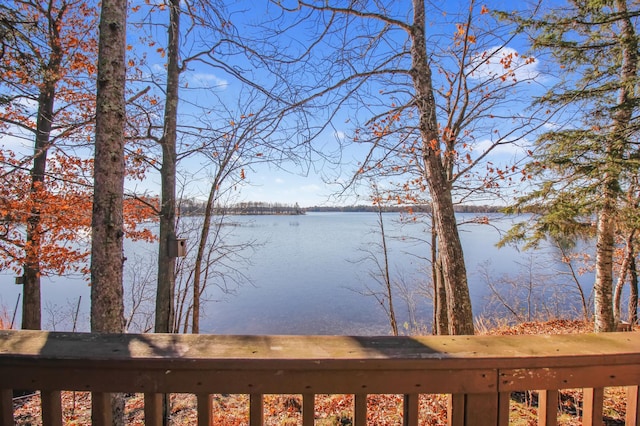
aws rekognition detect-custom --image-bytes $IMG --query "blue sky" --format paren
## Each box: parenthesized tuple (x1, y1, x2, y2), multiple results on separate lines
(152, 0, 546, 208)
(0, 0, 548, 208)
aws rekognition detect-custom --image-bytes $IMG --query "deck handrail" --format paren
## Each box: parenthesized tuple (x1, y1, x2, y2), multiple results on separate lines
(1, 330, 640, 425)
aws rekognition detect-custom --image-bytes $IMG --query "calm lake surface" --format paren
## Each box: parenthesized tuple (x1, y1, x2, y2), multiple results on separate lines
(0, 212, 591, 335)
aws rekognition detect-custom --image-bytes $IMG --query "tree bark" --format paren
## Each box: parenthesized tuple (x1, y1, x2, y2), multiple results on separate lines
(410, 0, 473, 335)
(629, 254, 638, 325)
(91, 0, 127, 422)
(613, 231, 635, 324)
(22, 87, 55, 330)
(155, 0, 180, 334)
(21, 5, 63, 330)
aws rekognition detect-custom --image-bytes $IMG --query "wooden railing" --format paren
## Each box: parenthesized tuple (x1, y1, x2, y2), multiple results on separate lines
(1, 330, 640, 425)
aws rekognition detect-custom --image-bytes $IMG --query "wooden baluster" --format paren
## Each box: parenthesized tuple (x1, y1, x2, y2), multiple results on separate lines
(538, 389, 558, 426)
(302, 393, 315, 426)
(250, 393, 263, 426)
(403, 393, 419, 426)
(582, 387, 603, 425)
(627, 386, 640, 426)
(448, 394, 465, 426)
(196, 393, 212, 426)
(1, 389, 13, 426)
(41, 390, 62, 425)
(465, 393, 502, 426)
(144, 393, 163, 426)
(91, 392, 112, 426)
(354, 394, 367, 426)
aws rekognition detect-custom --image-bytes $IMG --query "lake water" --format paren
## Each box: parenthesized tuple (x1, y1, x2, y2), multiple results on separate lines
(0, 212, 592, 334)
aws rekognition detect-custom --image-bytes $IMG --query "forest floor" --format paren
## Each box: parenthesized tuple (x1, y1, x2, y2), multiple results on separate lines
(8, 319, 634, 425)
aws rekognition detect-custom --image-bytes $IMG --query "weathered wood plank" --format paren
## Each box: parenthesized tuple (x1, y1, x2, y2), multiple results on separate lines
(403, 393, 419, 426)
(250, 393, 263, 426)
(581, 387, 603, 425)
(499, 364, 640, 391)
(354, 394, 367, 426)
(144, 393, 163, 426)
(537, 389, 558, 426)
(1, 389, 13, 426)
(41, 390, 62, 425)
(627, 385, 640, 426)
(0, 364, 497, 394)
(2, 331, 640, 370)
(196, 393, 211, 426)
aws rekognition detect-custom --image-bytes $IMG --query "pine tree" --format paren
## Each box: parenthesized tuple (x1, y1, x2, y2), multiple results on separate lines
(502, 0, 640, 332)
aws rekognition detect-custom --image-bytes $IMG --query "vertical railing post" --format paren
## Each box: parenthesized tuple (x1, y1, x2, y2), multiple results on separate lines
(582, 387, 604, 425)
(448, 393, 465, 426)
(250, 393, 263, 426)
(354, 394, 367, 426)
(538, 389, 558, 426)
(302, 393, 315, 426)
(1, 389, 13, 426)
(627, 386, 640, 426)
(144, 393, 163, 426)
(91, 392, 112, 426)
(403, 393, 419, 426)
(196, 393, 212, 426)
(41, 390, 62, 425)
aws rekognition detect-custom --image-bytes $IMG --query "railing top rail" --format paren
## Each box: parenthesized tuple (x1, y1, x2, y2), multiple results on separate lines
(2, 330, 640, 394)
(1, 330, 640, 369)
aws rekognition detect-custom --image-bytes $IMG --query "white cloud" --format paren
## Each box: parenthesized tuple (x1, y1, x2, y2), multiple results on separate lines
(189, 72, 229, 90)
(334, 130, 346, 141)
(275, 178, 285, 184)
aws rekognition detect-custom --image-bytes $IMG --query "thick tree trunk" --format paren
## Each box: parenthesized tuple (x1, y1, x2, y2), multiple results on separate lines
(91, 0, 127, 422)
(155, 0, 180, 334)
(410, 0, 473, 335)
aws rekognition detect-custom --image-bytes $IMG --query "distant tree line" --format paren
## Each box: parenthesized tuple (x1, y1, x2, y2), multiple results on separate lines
(178, 199, 501, 215)
(306, 204, 501, 213)
(179, 200, 305, 216)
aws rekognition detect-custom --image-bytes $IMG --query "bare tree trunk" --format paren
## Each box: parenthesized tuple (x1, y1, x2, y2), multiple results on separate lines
(155, 0, 180, 335)
(22, 87, 55, 330)
(410, 0, 473, 335)
(21, 7, 63, 329)
(91, 0, 127, 422)
(375, 205, 398, 336)
(191, 179, 218, 334)
(629, 254, 638, 325)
